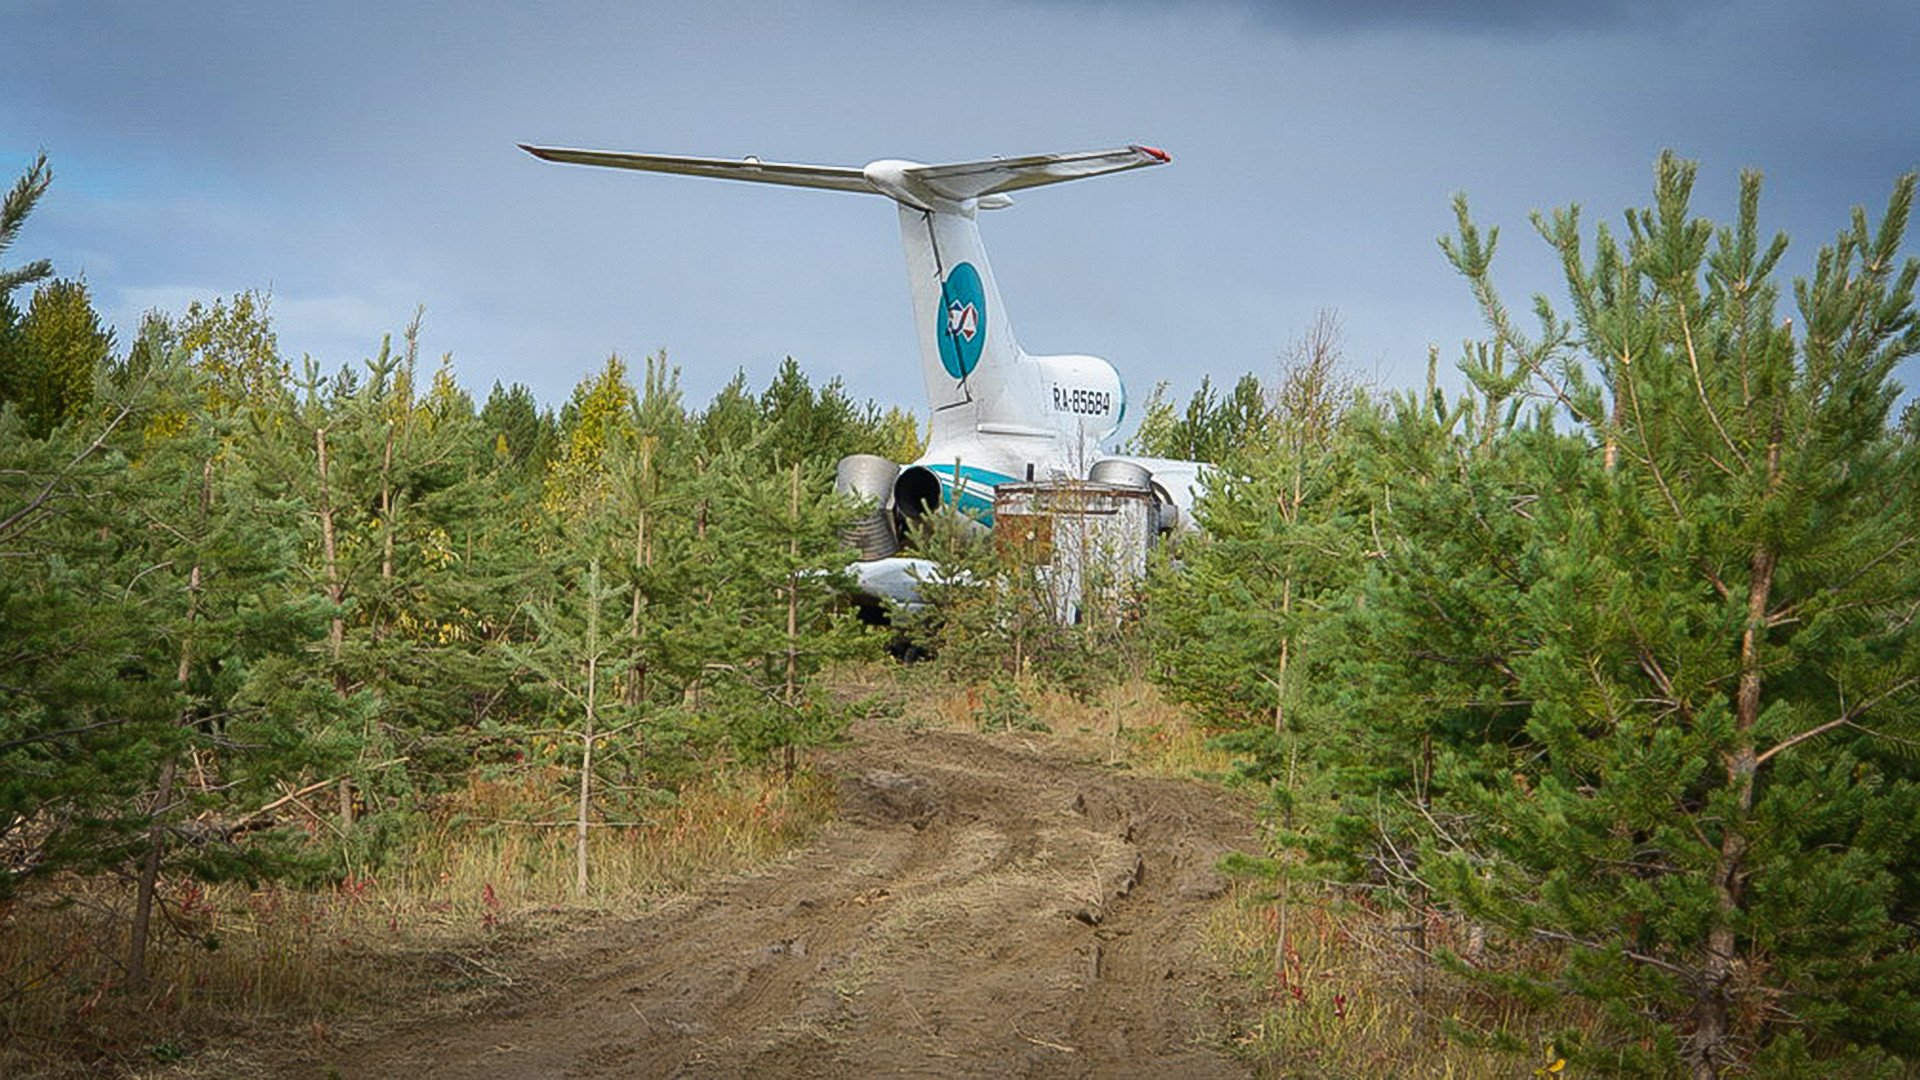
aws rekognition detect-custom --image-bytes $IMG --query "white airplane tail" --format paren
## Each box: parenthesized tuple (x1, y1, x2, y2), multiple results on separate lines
(520, 143, 1167, 482)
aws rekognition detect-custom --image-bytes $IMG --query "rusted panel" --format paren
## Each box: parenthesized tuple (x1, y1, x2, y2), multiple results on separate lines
(995, 512, 1054, 563)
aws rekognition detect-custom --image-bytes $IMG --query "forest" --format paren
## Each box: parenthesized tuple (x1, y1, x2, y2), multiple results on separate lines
(5, 149, 1920, 1078)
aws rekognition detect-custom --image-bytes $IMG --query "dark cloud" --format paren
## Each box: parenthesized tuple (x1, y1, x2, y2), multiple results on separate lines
(1249, 0, 1705, 36)
(1049, 0, 1730, 38)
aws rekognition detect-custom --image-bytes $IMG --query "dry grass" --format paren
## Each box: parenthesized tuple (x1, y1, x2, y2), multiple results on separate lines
(1206, 878, 1608, 1079)
(0, 767, 834, 1079)
(397, 765, 834, 908)
(868, 664, 1243, 781)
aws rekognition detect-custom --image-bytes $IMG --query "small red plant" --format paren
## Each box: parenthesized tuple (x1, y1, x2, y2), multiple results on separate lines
(481, 881, 500, 929)
(338, 873, 373, 905)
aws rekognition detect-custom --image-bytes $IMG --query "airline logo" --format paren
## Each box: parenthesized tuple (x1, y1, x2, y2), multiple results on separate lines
(937, 262, 986, 379)
(948, 298, 978, 343)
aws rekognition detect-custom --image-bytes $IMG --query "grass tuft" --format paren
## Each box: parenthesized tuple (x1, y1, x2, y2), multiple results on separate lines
(874, 667, 1243, 781)
(1206, 879, 1609, 1078)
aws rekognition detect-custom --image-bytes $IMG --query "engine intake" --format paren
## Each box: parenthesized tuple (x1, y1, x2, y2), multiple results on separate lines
(892, 465, 946, 522)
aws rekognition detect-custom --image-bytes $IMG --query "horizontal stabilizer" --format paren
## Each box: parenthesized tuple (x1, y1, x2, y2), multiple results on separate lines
(907, 146, 1169, 201)
(518, 145, 873, 195)
(519, 144, 1169, 207)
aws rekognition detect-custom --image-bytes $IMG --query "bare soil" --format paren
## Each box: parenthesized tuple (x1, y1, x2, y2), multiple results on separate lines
(274, 720, 1262, 1079)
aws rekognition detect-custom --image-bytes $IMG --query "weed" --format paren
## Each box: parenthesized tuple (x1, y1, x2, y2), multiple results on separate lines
(977, 676, 1047, 733)
(1206, 879, 1616, 1078)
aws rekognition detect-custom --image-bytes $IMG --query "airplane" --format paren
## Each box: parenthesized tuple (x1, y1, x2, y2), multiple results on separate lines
(520, 141, 1206, 608)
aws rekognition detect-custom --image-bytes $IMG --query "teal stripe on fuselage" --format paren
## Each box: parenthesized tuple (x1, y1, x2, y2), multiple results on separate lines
(924, 463, 1016, 524)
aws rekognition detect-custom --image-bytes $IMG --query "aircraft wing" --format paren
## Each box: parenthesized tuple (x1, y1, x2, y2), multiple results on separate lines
(907, 146, 1170, 201)
(519, 145, 875, 195)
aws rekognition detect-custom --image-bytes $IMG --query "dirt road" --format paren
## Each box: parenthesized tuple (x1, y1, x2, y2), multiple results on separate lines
(290, 721, 1261, 1079)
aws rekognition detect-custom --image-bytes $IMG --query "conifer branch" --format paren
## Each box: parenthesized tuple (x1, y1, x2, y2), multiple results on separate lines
(1697, 560, 1732, 600)
(1754, 676, 1920, 767)
(0, 718, 133, 753)
(0, 402, 138, 541)
(1677, 301, 1746, 472)
(1529, 928, 1696, 981)
(1767, 532, 1920, 629)
(1619, 372, 1687, 520)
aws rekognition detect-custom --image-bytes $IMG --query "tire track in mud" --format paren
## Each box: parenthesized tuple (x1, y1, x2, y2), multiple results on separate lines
(300, 722, 1261, 1079)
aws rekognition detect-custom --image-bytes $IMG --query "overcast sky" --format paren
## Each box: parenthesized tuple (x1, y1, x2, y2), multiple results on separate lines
(5, 0, 1918, 431)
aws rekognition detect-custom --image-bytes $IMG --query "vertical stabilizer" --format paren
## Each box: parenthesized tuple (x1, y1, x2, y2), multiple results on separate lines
(895, 203, 1025, 445)
(519, 142, 1168, 482)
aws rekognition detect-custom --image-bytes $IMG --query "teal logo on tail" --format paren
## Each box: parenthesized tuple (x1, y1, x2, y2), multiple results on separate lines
(937, 262, 986, 379)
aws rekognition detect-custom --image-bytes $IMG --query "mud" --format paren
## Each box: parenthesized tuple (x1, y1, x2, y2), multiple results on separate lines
(286, 721, 1261, 1079)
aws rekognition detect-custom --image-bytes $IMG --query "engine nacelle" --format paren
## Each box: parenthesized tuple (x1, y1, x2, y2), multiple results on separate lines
(1087, 457, 1152, 490)
(835, 454, 902, 559)
(892, 465, 944, 522)
(891, 464, 992, 539)
(1090, 457, 1179, 534)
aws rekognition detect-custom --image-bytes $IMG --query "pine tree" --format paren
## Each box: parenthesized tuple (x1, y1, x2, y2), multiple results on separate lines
(696, 370, 763, 455)
(533, 355, 884, 780)
(0, 322, 340, 983)
(1127, 371, 1273, 463)
(0, 153, 58, 428)
(232, 315, 520, 831)
(1148, 313, 1364, 739)
(500, 557, 633, 897)
(1329, 155, 1920, 1077)
(0, 375, 176, 901)
(692, 456, 873, 772)
(0, 154, 51, 297)
(536, 355, 712, 784)
(6, 278, 110, 436)
(481, 379, 558, 477)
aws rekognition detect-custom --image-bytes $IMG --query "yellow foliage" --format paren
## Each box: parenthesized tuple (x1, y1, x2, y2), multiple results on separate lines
(177, 290, 288, 416)
(543, 353, 636, 518)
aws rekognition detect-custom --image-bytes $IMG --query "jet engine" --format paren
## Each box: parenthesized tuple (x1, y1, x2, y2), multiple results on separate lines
(890, 465, 946, 523)
(834, 454, 902, 559)
(1090, 458, 1179, 534)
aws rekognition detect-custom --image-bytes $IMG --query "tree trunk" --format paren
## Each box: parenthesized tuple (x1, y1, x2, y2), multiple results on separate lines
(130, 460, 212, 993)
(1690, 544, 1775, 1080)
(784, 464, 800, 780)
(576, 559, 603, 898)
(316, 427, 345, 670)
(1274, 578, 1293, 736)
(315, 426, 355, 831)
(577, 653, 596, 898)
(127, 757, 177, 994)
